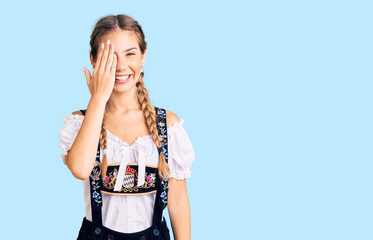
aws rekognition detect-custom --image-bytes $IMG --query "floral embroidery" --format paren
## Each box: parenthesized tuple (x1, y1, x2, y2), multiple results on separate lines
(162, 147, 168, 156)
(90, 160, 101, 180)
(146, 175, 152, 184)
(104, 176, 110, 184)
(157, 109, 166, 117)
(160, 134, 167, 141)
(91, 181, 102, 204)
(93, 191, 99, 200)
(146, 173, 156, 184)
(160, 191, 167, 201)
(90, 160, 102, 205)
(161, 180, 168, 204)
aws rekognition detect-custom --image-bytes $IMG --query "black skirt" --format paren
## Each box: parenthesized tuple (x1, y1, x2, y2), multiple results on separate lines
(77, 217, 171, 240)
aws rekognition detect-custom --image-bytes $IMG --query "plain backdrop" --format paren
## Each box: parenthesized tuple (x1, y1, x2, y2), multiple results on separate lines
(0, 0, 372, 239)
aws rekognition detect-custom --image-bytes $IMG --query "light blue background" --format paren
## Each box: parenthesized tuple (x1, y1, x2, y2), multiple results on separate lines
(1, 0, 371, 239)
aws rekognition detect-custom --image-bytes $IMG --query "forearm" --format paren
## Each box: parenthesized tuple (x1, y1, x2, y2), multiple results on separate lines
(168, 195, 191, 240)
(66, 96, 106, 180)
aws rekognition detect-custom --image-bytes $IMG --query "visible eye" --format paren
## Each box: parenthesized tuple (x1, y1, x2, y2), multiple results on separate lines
(127, 52, 135, 56)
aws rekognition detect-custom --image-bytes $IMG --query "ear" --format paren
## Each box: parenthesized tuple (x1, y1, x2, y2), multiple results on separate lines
(89, 52, 96, 68)
(141, 49, 146, 67)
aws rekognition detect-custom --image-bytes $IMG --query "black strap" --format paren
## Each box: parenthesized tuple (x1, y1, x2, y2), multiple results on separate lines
(80, 109, 87, 115)
(150, 106, 170, 238)
(154, 106, 169, 210)
(80, 109, 104, 240)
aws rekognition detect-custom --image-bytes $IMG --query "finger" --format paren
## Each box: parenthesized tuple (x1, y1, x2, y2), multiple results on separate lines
(82, 67, 91, 86)
(94, 42, 105, 73)
(99, 40, 111, 73)
(105, 43, 114, 73)
(110, 53, 117, 77)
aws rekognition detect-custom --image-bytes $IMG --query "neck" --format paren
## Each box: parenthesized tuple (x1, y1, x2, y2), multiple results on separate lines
(105, 88, 141, 114)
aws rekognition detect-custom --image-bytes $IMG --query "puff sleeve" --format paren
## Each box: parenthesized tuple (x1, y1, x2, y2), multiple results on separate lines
(167, 118, 195, 180)
(58, 113, 84, 165)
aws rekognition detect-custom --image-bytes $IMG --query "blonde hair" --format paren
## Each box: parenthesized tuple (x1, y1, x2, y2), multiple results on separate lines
(90, 14, 170, 180)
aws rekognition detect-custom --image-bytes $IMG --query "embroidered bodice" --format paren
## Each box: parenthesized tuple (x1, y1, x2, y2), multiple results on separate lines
(58, 113, 195, 233)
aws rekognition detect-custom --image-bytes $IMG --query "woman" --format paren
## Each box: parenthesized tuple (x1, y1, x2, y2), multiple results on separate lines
(58, 14, 195, 240)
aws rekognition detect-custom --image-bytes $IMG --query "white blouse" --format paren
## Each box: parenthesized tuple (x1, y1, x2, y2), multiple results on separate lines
(58, 113, 195, 233)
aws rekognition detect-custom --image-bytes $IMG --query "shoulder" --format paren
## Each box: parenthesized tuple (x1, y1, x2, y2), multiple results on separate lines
(71, 110, 83, 116)
(166, 110, 180, 127)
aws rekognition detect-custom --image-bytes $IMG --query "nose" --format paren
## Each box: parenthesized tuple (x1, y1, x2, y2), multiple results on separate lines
(115, 54, 128, 71)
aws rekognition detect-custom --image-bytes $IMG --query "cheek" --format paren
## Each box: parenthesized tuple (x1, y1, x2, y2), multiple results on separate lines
(126, 59, 142, 70)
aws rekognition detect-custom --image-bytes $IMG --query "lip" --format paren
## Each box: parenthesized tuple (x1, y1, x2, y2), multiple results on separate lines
(115, 73, 132, 77)
(115, 74, 132, 84)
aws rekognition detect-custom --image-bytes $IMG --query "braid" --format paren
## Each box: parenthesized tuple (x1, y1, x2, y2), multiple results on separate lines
(99, 112, 108, 178)
(136, 72, 170, 180)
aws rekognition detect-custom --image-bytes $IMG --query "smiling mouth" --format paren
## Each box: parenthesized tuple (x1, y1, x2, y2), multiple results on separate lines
(115, 74, 131, 80)
(115, 74, 132, 83)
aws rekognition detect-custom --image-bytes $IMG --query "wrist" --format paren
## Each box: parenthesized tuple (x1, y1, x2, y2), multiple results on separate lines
(89, 95, 107, 109)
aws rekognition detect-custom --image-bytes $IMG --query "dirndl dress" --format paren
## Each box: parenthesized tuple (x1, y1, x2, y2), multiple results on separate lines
(76, 106, 171, 240)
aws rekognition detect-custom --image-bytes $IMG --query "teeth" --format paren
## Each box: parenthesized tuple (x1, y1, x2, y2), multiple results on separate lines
(115, 75, 130, 80)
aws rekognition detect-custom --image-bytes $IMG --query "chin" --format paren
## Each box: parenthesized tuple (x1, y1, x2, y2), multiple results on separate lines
(113, 80, 137, 93)
(113, 84, 132, 92)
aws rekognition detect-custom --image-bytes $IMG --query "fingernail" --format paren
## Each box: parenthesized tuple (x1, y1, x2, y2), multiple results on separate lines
(81, 67, 84, 72)
(107, 39, 110, 45)
(101, 43, 104, 48)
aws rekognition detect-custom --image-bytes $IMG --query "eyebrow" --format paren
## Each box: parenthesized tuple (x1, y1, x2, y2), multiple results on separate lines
(123, 47, 137, 52)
